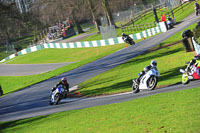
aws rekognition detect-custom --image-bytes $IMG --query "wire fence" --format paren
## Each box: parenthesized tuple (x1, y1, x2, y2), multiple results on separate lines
(101, 0, 183, 27)
(122, 22, 157, 33)
(99, 25, 117, 39)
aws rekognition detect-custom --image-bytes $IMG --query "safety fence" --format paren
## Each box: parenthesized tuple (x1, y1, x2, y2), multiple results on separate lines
(122, 22, 157, 33)
(0, 22, 167, 63)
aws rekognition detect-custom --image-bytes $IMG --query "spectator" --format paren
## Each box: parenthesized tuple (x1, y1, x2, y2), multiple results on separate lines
(59, 23, 62, 30)
(48, 32, 52, 40)
(161, 13, 166, 22)
(62, 29, 67, 39)
(0, 84, 3, 96)
(161, 13, 168, 30)
(195, 1, 200, 16)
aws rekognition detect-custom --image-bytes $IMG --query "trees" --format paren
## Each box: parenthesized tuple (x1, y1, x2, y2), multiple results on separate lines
(101, 0, 117, 27)
(87, 0, 101, 32)
(0, 0, 161, 48)
(0, 1, 24, 46)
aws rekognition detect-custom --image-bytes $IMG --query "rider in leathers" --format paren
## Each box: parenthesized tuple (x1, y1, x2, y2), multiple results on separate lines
(51, 77, 69, 98)
(136, 60, 157, 84)
(122, 33, 134, 44)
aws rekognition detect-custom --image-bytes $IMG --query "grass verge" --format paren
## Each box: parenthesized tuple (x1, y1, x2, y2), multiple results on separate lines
(77, 21, 198, 97)
(78, 43, 194, 96)
(0, 44, 125, 95)
(0, 86, 199, 132)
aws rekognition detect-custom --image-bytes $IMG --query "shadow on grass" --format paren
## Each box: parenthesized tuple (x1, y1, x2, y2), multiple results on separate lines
(81, 80, 132, 96)
(0, 115, 48, 132)
(124, 47, 183, 67)
(159, 65, 185, 82)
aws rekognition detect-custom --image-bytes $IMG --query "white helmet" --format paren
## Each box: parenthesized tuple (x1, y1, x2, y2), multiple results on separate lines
(151, 60, 157, 67)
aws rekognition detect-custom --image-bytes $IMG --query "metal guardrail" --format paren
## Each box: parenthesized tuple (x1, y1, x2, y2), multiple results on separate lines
(122, 22, 157, 33)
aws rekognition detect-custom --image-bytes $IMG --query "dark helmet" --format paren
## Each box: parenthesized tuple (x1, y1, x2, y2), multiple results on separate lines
(151, 60, 157, 67)
(61, 77, 67, 84)
(121, 33, 125, 36)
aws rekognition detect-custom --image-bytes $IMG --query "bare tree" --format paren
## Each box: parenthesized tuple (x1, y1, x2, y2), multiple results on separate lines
(0, 1, 23, 45)
(87, 0, 101, 32)
(101, 0, 117, 27)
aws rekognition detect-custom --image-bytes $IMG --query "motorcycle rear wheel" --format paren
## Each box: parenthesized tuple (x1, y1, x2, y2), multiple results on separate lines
(130, 40, 135, 45)
(147, 76, 158, 90)
(182, 73, 190, 84)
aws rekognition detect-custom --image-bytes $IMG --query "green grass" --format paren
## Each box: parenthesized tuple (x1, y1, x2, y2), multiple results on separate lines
(80, 15, 200, 96)
(0, 44, 125, 95)
(77, 21, 198, 97)
(156, 21, 197, 48)
(78, 43, 194, 96)
(7, 45, 125, 64)
(1, 86, 199, 132)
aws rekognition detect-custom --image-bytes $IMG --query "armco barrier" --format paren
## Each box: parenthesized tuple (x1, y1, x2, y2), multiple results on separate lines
(0, 22, 167, 63)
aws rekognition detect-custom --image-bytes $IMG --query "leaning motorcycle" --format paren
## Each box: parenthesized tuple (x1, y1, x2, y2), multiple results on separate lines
(49, 85, 67, 105)
(132, 67, 160, 93)
(122, 35, 135, 45)
(166, 17, 173, 30)
(179, 62, 198, 84)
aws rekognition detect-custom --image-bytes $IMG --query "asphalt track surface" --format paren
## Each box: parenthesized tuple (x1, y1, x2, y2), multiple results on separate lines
(0, 13, 200, 122)
(0, 62, 76, 76)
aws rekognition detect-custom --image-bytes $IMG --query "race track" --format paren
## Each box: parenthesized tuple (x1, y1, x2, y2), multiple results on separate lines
(0, 13, 200, 122)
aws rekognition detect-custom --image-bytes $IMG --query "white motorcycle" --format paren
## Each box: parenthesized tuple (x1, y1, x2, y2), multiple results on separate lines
(49, 85, 67, 105)
(132, 67, 160, 93)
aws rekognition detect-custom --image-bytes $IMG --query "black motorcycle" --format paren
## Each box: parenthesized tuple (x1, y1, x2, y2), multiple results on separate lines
(122, 33, 135, 45)
(166, 16, 173, 30)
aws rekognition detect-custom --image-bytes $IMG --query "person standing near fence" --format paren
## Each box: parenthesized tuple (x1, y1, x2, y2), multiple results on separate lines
(161, 13, 168, 30)
(195, 1, 200, 16)
(161, 13, 166, 22)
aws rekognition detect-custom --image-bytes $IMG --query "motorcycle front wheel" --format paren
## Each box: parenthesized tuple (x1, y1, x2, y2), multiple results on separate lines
(147, 76, 158, 90)
(132, 81, 140, 93)
(182, 73, 190, 84)
(54, 93, 61, 105)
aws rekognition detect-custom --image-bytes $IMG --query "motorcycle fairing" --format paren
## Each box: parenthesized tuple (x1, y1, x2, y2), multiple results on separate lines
(139, 68, 160, 90)
(193, 66, 200, 79)
(51, 85, 64, 103)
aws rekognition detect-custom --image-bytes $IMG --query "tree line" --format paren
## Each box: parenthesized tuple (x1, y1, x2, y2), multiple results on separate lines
(0, 0, 157, 47)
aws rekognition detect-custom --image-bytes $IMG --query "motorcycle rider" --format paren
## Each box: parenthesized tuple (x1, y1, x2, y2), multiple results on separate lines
(166, 16, 173, 29)
(122, 33, 129, 40)
(187, 54, 200, 79)
(136, 60, 158, 84)
(122, 33, 135, 45)
(51, 77, 69, 98)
